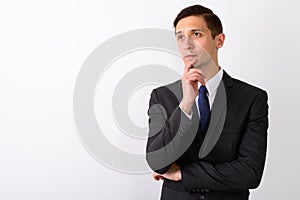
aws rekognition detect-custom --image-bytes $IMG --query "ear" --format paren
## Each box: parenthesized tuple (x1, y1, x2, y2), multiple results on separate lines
(215, 33, 225, 49)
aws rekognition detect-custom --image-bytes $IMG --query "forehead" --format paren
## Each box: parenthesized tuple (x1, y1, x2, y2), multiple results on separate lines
(175, 15, 208, 32)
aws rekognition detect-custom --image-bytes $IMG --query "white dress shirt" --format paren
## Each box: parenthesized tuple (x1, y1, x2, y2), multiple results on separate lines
(179, 69, 223, 119)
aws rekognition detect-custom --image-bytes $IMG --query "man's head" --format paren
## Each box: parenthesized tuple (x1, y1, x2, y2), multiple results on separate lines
(174, 5, 223, 39)
(174, 5, 225, 70)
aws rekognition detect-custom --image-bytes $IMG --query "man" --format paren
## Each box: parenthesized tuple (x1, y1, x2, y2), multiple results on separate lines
(146, 4, 269, 200)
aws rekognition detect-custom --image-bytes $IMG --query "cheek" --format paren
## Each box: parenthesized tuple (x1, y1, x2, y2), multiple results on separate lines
(197, 43, 212, 54)
(177, 43, 185, 55)
(193, 41, 205, 50)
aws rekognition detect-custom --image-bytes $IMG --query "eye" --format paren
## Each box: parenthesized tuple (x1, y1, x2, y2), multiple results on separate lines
(193, 32, 202, 37)
(176, 34, 185, 40)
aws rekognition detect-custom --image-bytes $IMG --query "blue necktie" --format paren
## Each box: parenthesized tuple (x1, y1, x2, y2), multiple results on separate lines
(198, 85, 211, 134)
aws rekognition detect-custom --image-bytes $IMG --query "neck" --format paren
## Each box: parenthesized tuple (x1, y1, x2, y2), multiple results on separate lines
(196, 60, 220, 84)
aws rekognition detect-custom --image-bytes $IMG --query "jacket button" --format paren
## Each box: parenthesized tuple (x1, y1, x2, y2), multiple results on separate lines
(198, 195, 205, 200)
(204, 188, 209, 192)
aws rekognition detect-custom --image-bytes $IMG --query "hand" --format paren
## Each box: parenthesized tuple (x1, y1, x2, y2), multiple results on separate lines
(180, 58, 205, 114)
(152, 163, 182, 181)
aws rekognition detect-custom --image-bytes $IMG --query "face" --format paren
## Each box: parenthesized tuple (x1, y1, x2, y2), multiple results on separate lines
(175, 15, 224, 69)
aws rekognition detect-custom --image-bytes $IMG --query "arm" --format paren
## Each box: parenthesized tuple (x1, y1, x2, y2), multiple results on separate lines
(146, 62, 204, 174)
(181, 90, 269, 191)
(146, 88, 196, 174)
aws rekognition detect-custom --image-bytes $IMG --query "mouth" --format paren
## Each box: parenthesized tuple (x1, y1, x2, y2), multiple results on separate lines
(184, 54, 197, 59)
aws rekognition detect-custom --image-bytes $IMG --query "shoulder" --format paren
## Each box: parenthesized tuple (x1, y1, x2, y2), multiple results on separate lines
(232, 78, 267, 95)
(222, 71, 268, 108)
(224, 71, 267, 96)
(228, 76, 268, 105)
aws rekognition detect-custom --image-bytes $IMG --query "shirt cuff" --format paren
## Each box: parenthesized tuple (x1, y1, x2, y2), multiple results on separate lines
(179, 104, 193, 120)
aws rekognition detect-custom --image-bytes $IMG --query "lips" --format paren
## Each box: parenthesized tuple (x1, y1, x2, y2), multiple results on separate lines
(184, 54, 197, 59)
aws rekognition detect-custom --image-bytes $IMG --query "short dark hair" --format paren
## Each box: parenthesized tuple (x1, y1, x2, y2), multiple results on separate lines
(173, 5, 223, 38)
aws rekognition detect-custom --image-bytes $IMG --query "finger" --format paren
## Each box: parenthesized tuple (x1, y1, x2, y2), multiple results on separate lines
(185, 73, 205, 84)
(185, 68, 205, 78)
(152, 172, 158, 178)
(153, 172, 163, 181)
(184, 74, 203, 83)
(154, 176, 164, 181)
(183, 57, 193, 74)
(185, 73, 202, 79)
(184, 78, 200, 87)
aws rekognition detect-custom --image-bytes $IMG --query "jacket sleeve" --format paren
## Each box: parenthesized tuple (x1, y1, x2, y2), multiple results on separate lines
(146, 88, 199, 174)
(181, 90, 269, 191)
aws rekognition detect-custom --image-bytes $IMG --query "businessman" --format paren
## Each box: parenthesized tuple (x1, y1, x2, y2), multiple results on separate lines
(146, 5, 269, 200)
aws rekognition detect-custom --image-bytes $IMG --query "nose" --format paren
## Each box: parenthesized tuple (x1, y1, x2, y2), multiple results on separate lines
(183, 37, 194, 50)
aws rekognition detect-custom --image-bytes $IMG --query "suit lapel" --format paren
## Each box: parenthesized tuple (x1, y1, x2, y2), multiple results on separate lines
(222, 70, 233, 102)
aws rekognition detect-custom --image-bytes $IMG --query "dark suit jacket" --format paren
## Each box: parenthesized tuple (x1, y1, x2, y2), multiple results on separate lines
(146, 71, 269, 200)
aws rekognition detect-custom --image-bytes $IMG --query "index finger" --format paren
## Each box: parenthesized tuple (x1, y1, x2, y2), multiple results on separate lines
(183, 57, 193, 74)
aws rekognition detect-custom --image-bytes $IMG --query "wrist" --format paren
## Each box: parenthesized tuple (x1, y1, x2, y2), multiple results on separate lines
(179, 101, 193, 115)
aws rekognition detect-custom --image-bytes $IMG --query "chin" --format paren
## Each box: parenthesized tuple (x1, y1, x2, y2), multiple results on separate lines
(193, 62, 204, 69)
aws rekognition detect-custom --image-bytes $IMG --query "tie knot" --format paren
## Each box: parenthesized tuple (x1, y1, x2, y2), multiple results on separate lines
(199, 85, 208, 94)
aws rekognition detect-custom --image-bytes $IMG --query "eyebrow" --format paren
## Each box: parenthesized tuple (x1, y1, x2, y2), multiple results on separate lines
(175, 29, 204, 35)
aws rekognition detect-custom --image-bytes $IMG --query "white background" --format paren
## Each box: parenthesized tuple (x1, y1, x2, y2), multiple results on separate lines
(1, 0, 300, 199)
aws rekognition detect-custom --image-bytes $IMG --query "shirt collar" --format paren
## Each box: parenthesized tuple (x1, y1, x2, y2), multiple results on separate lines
(199, 68, 223, 96)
